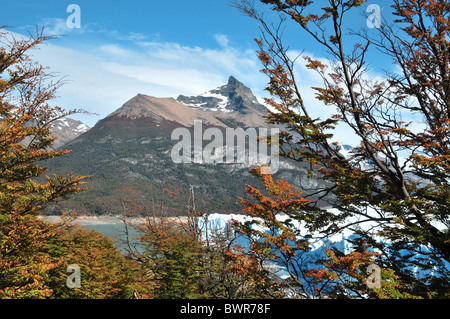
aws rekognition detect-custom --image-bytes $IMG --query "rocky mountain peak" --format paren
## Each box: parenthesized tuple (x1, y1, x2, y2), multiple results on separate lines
(226, 75, 246, 90)
(99, 76, 268, 129)
(50, 117, 90, 148)
(176, 76, 266, 114)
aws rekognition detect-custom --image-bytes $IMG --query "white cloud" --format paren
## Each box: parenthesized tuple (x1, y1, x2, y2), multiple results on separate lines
(108, 31, 147, 41)
(134, 40, 266, 92)
(0, 30, 357, 144)
(214, 33, 230, 48)
(100, 44, 136, 58)
(4, 29, 405, 147)
(40, 18, 71, 36)
(3, 30, 268, 127)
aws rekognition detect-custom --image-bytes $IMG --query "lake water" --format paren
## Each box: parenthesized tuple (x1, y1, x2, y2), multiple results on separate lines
(83, 223, 143, 254)
(83, 217, 291, 278)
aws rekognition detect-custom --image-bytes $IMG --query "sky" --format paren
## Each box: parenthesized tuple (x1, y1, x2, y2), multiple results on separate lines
(1, 0, 397, 145)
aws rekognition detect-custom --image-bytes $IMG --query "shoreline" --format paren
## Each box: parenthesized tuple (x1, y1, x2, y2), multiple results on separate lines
(38, 215, 189, 226)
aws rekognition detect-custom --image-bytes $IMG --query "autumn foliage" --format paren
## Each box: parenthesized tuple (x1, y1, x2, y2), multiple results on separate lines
(232, 0, 450, 298)
(0, 27, 141, 298)
(120, 192, 282, 299)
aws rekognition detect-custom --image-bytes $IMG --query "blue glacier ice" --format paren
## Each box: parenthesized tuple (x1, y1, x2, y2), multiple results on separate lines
(197, 212, 450, 284)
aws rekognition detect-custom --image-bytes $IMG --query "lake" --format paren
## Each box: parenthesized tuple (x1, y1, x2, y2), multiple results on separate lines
(84, 222, 143, 254)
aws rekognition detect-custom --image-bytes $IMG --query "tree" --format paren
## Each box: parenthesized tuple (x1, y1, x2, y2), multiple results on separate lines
(199, 210, 282, 298)
(232, 0, 450, 298)
(0, 27, 113, 298)
(121, 188, 280, 298)
(231, 169, 313, 298)
(232, 168, 417, 298)
(0, 27, 86, 214)
(45, 221, 141, 299)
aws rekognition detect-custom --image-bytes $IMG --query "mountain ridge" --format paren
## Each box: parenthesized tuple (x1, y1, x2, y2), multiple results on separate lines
(177, 76, 267, 114)
(104, 76, 269, 129)
(108, 94, 227, 128)
(50, 117, 90, 148)
(44, 76, 326, 216)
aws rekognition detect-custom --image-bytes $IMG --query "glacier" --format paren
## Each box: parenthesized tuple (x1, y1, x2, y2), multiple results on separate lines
(197, 212, 450, 283)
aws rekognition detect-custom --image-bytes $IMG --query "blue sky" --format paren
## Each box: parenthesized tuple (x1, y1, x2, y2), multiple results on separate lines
(1, 0, 396, 136)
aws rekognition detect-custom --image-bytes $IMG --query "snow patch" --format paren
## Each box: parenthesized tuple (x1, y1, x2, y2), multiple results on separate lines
(75, 123, 89, 133)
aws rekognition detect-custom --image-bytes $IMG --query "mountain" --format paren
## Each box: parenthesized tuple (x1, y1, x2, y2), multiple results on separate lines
(43, 76, 327, 216)
(177, 76, 266, 113)
(176, 76, 268, 128)
(107, 94, 227, 127)
(50, 117, 90, 148)
(17, 117, 89, 149)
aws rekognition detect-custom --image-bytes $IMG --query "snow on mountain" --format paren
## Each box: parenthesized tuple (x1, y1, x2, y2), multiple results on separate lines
(54, 118, 89, 133)
(337, 144, 354, 159)
(50, 117, 90, 148)
(177, 76, 266, 114)
(107, 94, 228, 127)
(179, 90, 231, 112)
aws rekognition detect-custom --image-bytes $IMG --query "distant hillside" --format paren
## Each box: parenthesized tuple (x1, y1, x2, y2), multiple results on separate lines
(50, 117, 90, 149)
(43, 77, 328, 216)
